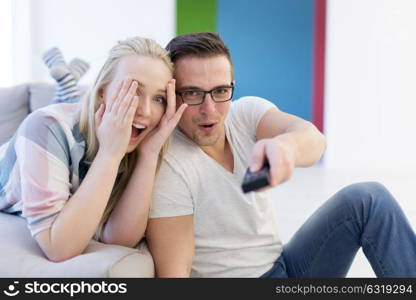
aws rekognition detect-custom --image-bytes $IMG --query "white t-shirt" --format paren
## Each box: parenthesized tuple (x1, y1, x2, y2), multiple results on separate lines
(150, 96, 283, 277)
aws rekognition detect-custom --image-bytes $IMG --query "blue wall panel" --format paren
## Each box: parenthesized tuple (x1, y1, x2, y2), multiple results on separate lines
(217, 0, 314, 121)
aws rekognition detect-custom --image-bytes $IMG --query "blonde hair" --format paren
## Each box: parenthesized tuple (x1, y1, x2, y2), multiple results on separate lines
(79, 36, 173, 240)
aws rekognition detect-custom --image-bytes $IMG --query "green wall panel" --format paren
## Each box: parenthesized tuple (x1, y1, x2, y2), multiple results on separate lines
(177, 0, 217, 35)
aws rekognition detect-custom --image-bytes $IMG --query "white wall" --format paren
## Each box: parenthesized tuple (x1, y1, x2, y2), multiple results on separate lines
(9, 0, 416, 171)
(10, 0, 175, 85)
(324, 0, 416, 170)
(0, 0, 13, 86)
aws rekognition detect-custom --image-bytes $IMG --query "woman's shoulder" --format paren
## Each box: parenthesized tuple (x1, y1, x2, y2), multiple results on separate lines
(26, 102, 81, 125)
(16, 103, 84, 155)
(20, 103, 82, 135)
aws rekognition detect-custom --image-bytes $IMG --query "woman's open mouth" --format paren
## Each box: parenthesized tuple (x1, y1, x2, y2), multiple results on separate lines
(130, 124, 147, 142)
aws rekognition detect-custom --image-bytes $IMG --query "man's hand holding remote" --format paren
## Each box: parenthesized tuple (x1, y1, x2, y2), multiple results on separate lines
(248, 136, 296, 189)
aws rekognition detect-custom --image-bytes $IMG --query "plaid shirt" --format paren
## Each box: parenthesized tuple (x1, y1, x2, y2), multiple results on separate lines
(0, 102, 90, 236)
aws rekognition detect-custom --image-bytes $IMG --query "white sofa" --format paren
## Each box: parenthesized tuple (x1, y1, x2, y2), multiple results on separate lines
(0, 83, 155, 277)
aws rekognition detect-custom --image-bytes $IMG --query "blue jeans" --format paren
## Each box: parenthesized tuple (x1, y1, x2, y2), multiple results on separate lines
(261, 182, 416, 277)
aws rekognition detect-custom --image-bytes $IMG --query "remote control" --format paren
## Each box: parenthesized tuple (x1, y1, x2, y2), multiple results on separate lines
(241, 160, 270, 193)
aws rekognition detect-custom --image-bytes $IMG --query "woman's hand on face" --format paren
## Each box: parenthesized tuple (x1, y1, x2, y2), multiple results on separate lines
(139, 79, 188, 156)
(95, 78, 139, 160)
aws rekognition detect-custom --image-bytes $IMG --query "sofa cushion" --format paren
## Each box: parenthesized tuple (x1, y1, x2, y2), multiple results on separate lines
(29, 83, 57, 112)
(0, 212, 154, 277)
(108, 240, 155, 277)
(0, 84, 30, 145)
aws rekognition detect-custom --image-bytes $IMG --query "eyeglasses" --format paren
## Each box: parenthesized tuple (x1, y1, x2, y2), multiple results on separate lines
(176, 83, 234, 106)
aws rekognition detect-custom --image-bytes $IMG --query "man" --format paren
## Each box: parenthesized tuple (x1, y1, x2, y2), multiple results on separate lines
(146, 33, 416, 277)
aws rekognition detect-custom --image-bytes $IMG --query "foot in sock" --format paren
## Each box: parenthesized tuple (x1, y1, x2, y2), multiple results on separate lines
(42, 47, 80, 101)
(42, 47, 71, 81)
(69, 58, 90, 82)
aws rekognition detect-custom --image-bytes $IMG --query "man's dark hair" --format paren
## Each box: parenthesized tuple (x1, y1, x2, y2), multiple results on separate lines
(166, 32, 233, 65)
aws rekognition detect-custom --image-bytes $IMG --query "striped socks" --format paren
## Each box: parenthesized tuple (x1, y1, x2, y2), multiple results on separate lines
(42, 47, 89, 103)
(68, 58, 90, 82)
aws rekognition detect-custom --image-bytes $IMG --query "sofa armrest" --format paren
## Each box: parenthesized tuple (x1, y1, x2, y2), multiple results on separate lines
(0, 212, 154, 277)
(0, 84, 30, 145)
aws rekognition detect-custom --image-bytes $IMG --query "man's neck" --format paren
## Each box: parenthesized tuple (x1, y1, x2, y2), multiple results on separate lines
(200, 134, 226, 160)
(200, 130, 234, 173)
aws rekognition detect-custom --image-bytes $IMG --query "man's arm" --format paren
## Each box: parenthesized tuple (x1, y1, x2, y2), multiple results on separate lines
(251, 106, 326, 186)
(146, 215, 194, 277)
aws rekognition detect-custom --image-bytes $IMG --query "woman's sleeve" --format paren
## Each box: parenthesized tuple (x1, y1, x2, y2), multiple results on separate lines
(15, 111, 72, 236)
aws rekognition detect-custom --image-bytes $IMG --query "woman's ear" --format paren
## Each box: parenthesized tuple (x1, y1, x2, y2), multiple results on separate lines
(98, 87, 105, 102)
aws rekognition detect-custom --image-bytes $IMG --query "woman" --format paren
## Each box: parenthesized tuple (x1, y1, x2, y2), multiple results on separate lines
(0, 37, 187, 262)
